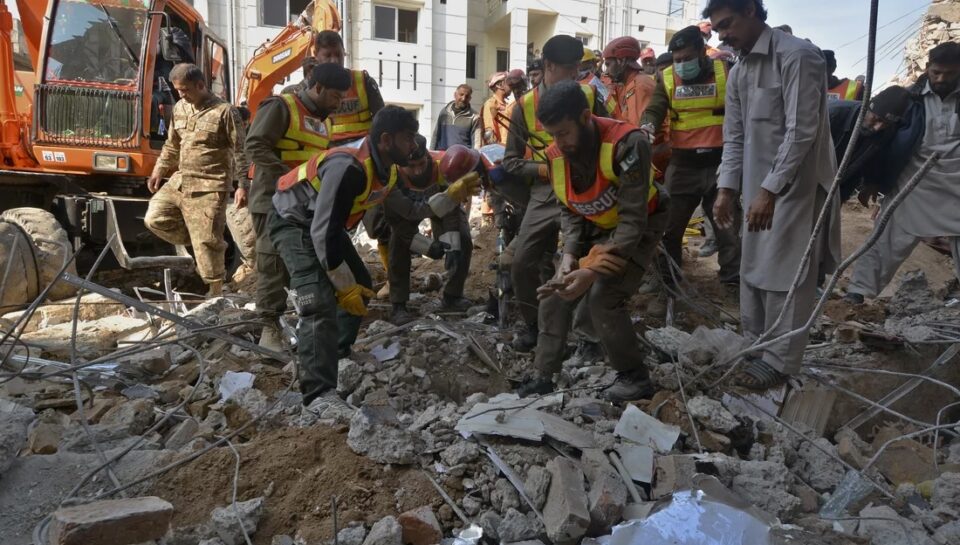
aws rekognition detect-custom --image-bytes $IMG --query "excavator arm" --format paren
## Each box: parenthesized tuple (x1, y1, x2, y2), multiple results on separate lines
(237, 0, 340, 115)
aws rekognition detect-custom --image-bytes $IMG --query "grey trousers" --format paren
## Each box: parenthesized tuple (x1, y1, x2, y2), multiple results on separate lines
(511, 183, 560, 326)
(848, 218, 960, 298)
(740, 268, 818, 375)
(252, 212, 290, 320)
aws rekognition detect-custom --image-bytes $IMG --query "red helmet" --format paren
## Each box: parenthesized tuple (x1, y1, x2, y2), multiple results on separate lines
(440, 145, 481, 181)
(603, 36, 642, 61)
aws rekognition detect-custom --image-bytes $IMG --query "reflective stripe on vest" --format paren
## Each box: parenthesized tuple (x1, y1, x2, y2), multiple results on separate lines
(328, 70, 373, 141)
(663, 59, 726, 149)
(546, 117, 659, 230)
(521, 83, 597, 161)
(580, 74, 618, 116)
(828, 78, 862, 101)
(400, 150, 445, 191)
(277, 93, 332, 168)
(275, 140, 398, 229)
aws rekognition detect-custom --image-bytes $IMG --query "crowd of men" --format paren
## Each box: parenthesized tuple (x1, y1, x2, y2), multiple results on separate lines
(141, 0, 960, 411)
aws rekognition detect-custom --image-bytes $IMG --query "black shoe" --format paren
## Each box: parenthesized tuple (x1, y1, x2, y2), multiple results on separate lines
(513, 323, 538, 352)
(390, 304, 416, 325)
(441, 295, 474, 312)
(843, 292, 865, 305)
(603, 371, 655, 403)
(575, 340, 605, 362)
(516, 376, 554, 397)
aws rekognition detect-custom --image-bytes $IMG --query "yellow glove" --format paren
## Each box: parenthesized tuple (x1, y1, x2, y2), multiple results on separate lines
(445, 172, 482, 202)
(336, 284, 377, 316)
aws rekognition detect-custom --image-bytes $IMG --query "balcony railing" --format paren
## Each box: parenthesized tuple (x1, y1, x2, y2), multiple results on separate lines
(35, 84, 140, 149)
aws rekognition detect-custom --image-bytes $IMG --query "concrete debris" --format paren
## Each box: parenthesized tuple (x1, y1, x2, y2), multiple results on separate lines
(931, 472, 960, 513)
(492, 477, 521, 512)
(887, 270, 940, 317)
(337, 524, 368, 545)
(441, 441, 480, 467)
(48, 496, 173, 545)
(581, 450, 627, 534)
(857, 505, 936, 545)
(362, 515, 403, 545)
(347, 405, 424, 465)
(543, 457, 590, 545)
(164, 418, 200, 451)
(497, 507, 543, 542)
(523, 466, 552, 510)
(795, 438, 845, 492)
(613, 404, 680, 453)
(650, 454, 698, 499)
(398, 506, 442, 545)
(731, 461, 802, 520)
(678, 326, 748, 366)
(614, 443, 654, 484)
(933, 520, 960, 545)
(338, 359, 364, 396)
(0, 399, 35, 472)
(211, 496, 265, 545)
(871, 435, 938, 485)
(218, 371, 255, 401)
(99, 398, 156, 435)
(27, 421, 62, 454)
(687, 395, 739, 433)
(20, 315, 151, 356)
(644, 326, 691, 358)
(479, 510, 501, 541)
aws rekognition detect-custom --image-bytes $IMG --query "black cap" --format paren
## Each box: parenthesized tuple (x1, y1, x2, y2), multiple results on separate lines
(528, 58, 544, 72)
(669, 25, 705, 52)
(543, 35, 585, 65)
(869, 86, 911, 124)
(308, 62, 353, 91)
(656, 52, 674, 67)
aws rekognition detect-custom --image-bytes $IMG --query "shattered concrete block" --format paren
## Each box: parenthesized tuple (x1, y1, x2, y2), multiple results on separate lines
(687, 396, 739, 433)
(932, 472, 960, 513)
(492, 478, 521, 513)
(211, 497, 264, 545)
(338, 359, 363, 396)
(347, 406, 424, 465)
(933, 520, 960, 545)
(164, 419, 199, 451)
(857, 505, 936, 545)
(586, 466, 627, 534)
(873, 438, 938, 485)
(337, 525, 368, 545)
(524, 466, 552, 510)
(440, 440, 480, 466)
(100, 398, 155, 435)
(731, 461, 801, 520)
(2, 292, 125, 334)
(47, 496, 173, 545)
(362, 515, 403, 545)
(28, 422, 62, 454)
(644, 327, 691, 358)
(479, 511, 501, 541)
(398, 506, 442, 545)
(497, 508, 543, 543)
(543, 457, 590, 545)
(462, 496, 482, 517)
(650, 455, 698, 499)
(21, 315, 150, 356)
(795, 438, 845, 492)
(0, 399, 34, 473)
(834, 427, 871, 469)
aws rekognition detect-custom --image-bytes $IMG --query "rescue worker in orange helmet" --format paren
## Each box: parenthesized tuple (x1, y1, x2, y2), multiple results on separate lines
(824, 50, 864, 101)
(640, 25, 741, 287)
(244, 63, 354, 352)
(603, 36, 656, 126)
(519, 81, 668, 402)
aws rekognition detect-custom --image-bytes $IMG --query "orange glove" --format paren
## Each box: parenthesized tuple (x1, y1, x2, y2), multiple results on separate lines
(578, 244, 627, 276)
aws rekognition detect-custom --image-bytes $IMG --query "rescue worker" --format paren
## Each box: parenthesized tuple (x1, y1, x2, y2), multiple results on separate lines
(268, 107, 462, 408)
(521, 81, 666, 401)
(580, 46, 618, 116)
(245, 63, 354, 351)
(506, 69, 528, 103)
(641, 48, 658, 75)
(603, 36, 656, 126)
(580, 48, 602, 80)
(824, 50, 864, 101)
(481, 72, 510, 145)
(383, 136, 478, 324)
(145, 63, 249, 297)
(503, 34, 613, 352)
(528, 59, 545, 89)
(706, 0, 840, 390)
(640, 25, 741, 287)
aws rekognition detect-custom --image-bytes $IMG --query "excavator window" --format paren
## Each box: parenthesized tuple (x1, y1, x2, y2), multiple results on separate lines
(204, 37, 230, 102)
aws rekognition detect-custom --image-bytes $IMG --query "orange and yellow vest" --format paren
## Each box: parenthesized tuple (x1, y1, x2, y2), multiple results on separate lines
(828, 78, 863, 102)
(663, 59, 727, 150)
(276, 93, 332, 168)
(520, 83, 598, 161)
(328, 70, 374, 143)
(579, 74, 619, 118)
(545, 117, 659, 230)
(399, 150, 446, 192)
(276, 141, 398, 229)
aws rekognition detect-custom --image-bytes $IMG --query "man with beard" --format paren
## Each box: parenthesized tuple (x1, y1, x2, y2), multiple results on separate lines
(527, 59, 545, 89)
(432, 84, 482, 150)
(382, 136, 479, 324)
(268, 107, 423, 409)
(521, 81, 667, 401)
(706, 0, 840, 390)
(603, 36, 656, 126)
(846, 42, 960, 304)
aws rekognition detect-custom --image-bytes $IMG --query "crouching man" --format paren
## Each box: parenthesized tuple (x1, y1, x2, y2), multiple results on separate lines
(522, 81, 668, 402)
(268, 106, 419, 407)
(383, 136, 481, 323)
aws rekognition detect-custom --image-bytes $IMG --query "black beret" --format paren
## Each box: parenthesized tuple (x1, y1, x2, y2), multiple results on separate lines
(543, 35, 585, 65)
(309, 62, 352, 91)
(869, 86, 911, 124)
(669, 25, 705, 52)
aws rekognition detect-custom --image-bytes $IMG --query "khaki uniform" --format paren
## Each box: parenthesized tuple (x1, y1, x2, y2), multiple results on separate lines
(145, 96, 249, 284)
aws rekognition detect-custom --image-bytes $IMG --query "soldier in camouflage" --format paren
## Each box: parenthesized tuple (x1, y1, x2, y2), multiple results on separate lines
(145, 63, 250, 296)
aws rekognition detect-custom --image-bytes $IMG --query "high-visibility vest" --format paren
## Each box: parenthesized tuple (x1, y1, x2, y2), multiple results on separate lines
(399, 150, 446, 192)
(276, 140, 398, 229)
(614, 71, 656, 126)
(546, 117, 659, 230)
(327, 70, 373, 143)
(579, 74, 618, 117)
(521, 83, 598, 161)
(276, 93, 332, 168)
(828, 78, 863, 102)
(663, 59, 727, 150)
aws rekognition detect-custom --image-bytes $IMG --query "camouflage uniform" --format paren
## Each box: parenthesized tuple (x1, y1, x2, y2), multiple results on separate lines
(145, 95, 249, 284)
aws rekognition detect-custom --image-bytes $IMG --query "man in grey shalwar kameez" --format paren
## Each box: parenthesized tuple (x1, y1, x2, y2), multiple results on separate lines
(705, 0, 841, 389)
(847, 42, 960, 302)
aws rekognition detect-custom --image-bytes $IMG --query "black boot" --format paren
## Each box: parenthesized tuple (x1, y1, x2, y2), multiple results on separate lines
(603, 370, 655, 403)
(512, 322, 538, 352)
(390, 303, 416, 325)
(516, 375, 554, 397)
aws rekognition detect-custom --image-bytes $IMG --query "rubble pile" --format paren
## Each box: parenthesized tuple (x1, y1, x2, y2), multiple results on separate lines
(900, 0, 960, 84)
(2, 266, 960, 545)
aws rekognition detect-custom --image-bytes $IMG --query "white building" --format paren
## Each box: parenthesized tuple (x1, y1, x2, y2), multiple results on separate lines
(193, 0, 700, 137)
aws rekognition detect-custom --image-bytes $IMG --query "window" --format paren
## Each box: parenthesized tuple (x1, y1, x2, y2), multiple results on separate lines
(496, 49, 509, 72)
(261, 0, 312, 27)
(466, 45, 477, 80)
(576, 34, 590, 46)
(374, 4, 419, 43)
(205, 37, 230, 101)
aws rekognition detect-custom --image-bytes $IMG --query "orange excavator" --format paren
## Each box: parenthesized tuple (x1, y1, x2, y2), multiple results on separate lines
(0, 0, 235, 309)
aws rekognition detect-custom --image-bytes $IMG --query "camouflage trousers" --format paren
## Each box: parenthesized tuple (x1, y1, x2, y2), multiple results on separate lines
(144, 179, 228, 284)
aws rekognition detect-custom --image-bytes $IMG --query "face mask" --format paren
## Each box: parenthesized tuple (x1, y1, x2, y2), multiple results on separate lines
(674, 59, 701, 81)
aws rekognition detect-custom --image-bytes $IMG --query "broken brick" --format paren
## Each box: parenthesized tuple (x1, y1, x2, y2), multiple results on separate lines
(47, 496, 173, 545)
(397, 506, 442, 545)
(543, 457, 590, 545)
